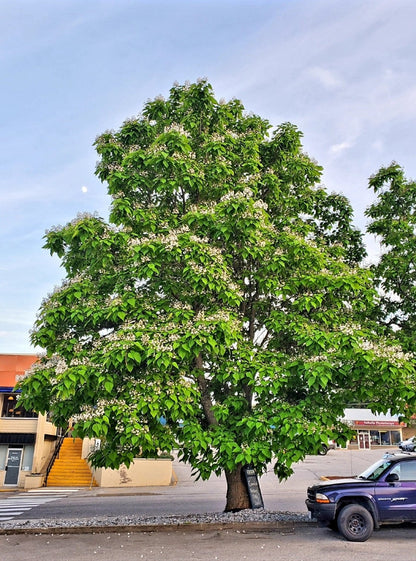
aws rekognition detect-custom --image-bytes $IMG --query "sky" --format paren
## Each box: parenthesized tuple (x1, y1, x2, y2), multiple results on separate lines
(1, 0, 416, 353)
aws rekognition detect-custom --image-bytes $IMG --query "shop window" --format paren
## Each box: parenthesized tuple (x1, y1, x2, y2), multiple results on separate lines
(391, 431, 401, 444)
(0, 445, 7, 470)
(370, 430, 380, 445)
(368, 429, 402, 446)
(1, 394, 38, 418)
(21, 445, 34, 471)
(380, 431, 391, 445)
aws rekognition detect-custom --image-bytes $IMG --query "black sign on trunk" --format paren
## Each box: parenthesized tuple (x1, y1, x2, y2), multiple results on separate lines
(242, 464, 264, 509)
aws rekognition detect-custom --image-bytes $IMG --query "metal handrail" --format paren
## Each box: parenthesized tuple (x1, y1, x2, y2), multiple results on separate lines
(43, 429, 69, 486)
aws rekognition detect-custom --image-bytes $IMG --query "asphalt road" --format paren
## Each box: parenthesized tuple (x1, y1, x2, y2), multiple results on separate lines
(0, 448, 389, 521)
(0, 448, 392, 521)
(1, 449, 415, 560)
(2, 524, 416, 561)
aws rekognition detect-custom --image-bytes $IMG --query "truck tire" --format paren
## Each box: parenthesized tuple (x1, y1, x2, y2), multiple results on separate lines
(337, 504, 374, 542)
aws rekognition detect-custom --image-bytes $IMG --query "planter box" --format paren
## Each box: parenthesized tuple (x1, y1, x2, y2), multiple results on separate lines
(92, 458, 173, 487)
(24, 474, 45, 489)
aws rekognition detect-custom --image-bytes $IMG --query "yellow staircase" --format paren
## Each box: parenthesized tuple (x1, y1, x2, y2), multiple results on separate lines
(46, 437, 97, 487)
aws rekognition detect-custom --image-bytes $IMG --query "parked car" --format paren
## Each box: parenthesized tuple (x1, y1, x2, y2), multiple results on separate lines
(317, 440, 336, 455)
(398, 435, 416, 451)
(306, 452, 416, 541)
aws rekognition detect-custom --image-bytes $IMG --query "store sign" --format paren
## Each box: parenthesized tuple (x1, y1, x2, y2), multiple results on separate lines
(355, 420, 402, 427)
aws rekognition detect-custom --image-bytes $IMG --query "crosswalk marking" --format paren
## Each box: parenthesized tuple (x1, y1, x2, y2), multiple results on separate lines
(0, 488, 79, 522)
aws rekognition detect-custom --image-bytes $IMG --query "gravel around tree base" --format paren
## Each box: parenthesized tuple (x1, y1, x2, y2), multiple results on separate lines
(0, 509, 312, 532)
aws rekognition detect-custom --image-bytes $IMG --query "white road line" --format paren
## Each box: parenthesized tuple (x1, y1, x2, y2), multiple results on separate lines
(0, 511, 25, 515)
(2, 501, 39, 505)
(0, 506, 32, 509)
(28, 488, 79, 493)
(0, 488, 79, 522)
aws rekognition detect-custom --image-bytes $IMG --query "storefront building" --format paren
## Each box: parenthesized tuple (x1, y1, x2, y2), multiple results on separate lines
(0, 354, 58, 487)
(343, 408, 404, 449)
(0, 354, 173, 488)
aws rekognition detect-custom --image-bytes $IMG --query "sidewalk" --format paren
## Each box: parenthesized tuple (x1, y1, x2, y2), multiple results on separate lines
(78, 447, 386, 512)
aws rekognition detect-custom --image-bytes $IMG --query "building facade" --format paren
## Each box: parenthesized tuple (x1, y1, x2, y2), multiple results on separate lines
(342, 408, 406, 449)
(0, 354, 173, 488)
(0, 354, 58, 487)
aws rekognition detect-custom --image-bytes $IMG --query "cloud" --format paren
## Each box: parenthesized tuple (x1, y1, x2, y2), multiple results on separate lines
(308, 67, 343, 89)
(330, 141, 354, 155)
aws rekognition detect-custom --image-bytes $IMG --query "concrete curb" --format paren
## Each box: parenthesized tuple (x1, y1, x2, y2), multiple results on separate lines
(0, 519, 316, 536)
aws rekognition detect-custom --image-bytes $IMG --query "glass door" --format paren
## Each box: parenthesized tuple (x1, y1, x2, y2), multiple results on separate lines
(4, 448, 22, 485)
(358, 430, 370, 449)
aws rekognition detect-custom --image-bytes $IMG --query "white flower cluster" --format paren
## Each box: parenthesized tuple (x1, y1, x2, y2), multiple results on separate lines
(21, 354, 62, 380)
(136, 310, 241, 356)
(170, 151, 192, 161)
(339, 323, 362, 335)
(241, 173, 262, 184)
(105, 295, 123, 306)
(141, 332, 175, 353)
(69, 356, 93, 367)
(145, 225, 190, 250)
(319, 267, 360, 279)
(255, 238, 268, 248)
(291, 232, 318, 249)
(135, 254, 152, 266)
(195, 310, 234, 324)
(106, 163, 123, 172)
(163, 123, 189, 136)
(55, 359, 68, 375)
(127, 144, 142, 154)
(307, 355, 328, 363)
(146, 144, 166, 156)
(220, 187, 254, 203)
(45, 212, 101, 235)
(72, 398, 124, 424)
(188, 262, 206, 276)
(185, 259, 241, 296)
(210, 133, 225, 142)
(253, 199, 268, 211)
(172, 301, 192, 311)
(188, 202, 216, 215)
(128, 379, 195, 407)
(189, 234, 209, 244)
(359, 340, 414, 366)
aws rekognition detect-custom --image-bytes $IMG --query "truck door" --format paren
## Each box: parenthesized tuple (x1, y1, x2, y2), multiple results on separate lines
(375, 459, 416, 521)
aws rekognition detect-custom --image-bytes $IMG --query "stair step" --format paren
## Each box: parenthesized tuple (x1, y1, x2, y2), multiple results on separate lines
(46, 437, 97, 487)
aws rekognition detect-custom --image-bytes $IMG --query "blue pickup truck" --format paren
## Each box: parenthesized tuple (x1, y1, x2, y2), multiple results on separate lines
(306, 452, 416, 541)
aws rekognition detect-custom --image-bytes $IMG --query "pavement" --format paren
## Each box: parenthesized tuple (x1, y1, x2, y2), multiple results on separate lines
(0, 448, 392, 534)
(81, 447, 387, 505)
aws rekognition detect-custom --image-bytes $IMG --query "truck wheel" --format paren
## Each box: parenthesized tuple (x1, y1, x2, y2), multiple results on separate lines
(337, 504, 374, 542)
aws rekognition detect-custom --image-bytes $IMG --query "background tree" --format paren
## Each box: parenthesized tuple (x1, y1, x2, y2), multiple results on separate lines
(366, 163, 416, 352)
(18, 81, 416, 511)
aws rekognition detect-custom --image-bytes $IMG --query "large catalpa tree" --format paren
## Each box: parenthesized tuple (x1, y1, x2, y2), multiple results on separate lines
(18, 81, 416, 511)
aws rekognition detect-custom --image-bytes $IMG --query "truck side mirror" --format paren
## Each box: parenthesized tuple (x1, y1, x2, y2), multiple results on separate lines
(386, 473, 399, 483)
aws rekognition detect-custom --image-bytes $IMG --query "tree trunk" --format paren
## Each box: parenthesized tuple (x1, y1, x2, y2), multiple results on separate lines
(224, 465, 251, 512)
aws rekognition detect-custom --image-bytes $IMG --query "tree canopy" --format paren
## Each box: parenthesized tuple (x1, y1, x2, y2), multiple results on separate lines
(18, 80, 416, 511)
(366, 163, 416, 353)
